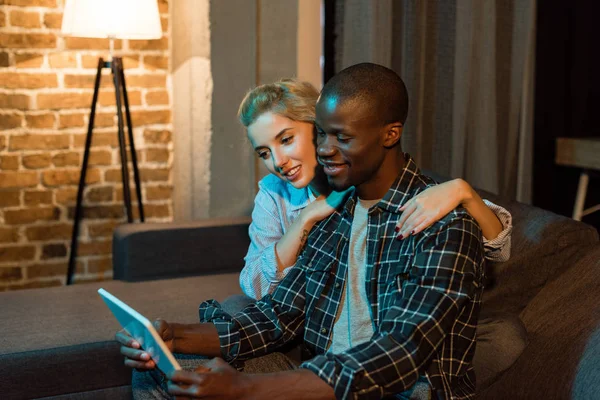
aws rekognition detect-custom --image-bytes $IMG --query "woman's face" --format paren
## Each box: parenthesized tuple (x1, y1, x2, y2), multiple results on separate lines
(247, 111, 318, 189)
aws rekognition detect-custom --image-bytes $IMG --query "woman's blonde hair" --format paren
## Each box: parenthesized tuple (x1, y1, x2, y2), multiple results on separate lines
(237, 79, 320, 128)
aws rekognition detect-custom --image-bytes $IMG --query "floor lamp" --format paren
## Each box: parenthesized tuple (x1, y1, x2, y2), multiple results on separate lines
(61, 0, 162, 285)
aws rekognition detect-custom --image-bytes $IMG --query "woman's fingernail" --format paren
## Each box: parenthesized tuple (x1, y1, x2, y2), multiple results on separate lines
(411, 230, 415, 235)
(397, 234, 404, 240)
(394, 226, 400, 232)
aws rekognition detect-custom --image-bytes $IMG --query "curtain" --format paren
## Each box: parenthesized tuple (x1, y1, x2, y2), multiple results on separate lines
(334, 0, 536, 203)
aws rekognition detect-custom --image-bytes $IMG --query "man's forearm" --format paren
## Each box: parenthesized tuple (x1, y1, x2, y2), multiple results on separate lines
(171, 322, 222, 357)
(250, 369, 335, 400)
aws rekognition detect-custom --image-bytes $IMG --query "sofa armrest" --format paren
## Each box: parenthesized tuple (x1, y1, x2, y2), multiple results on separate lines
(112, 217, 251, 282)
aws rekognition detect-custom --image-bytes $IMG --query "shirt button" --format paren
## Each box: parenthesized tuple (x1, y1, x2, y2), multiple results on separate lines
(321, 328, 328, 334)
(308, 262, 313, 267)
(335, 282, 341, 288)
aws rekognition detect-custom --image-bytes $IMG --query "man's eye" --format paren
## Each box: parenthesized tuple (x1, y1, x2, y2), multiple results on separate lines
(316, 130, 325, 137)
(337, 135, 350, 143)
(281, 135, 294, 145)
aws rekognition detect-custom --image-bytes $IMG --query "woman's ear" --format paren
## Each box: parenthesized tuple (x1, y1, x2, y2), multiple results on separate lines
(383, 123, 403, 148)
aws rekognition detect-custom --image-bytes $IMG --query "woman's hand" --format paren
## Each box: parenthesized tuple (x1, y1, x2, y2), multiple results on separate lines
(115, 318, 175, 370)
(302, 189, 351, 224)
(396, 179, 468, 239)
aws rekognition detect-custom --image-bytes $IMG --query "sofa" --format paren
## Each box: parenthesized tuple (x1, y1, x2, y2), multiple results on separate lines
(1, 182, 599, 399)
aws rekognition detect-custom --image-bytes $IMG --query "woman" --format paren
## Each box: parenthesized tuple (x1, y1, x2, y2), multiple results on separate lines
(237, 79, 512, 300)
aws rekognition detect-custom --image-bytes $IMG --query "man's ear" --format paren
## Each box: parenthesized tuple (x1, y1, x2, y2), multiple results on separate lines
(383, 123, 403, 148)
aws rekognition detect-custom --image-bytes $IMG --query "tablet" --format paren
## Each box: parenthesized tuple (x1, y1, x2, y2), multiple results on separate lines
(98, 288, 181, 375)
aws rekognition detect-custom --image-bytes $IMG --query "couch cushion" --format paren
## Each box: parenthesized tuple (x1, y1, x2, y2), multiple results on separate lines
(0, 273, 242, 399)
(480, 245, 600, 399)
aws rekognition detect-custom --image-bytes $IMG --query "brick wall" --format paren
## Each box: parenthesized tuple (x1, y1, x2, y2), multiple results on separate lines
(0, 0, 173, 290)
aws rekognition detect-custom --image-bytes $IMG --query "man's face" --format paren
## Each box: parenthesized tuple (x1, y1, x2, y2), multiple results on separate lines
(314, 95, 387, 195)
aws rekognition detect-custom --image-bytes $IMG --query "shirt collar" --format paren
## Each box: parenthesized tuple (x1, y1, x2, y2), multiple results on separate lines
(341, 153, 424, 217)
(289, 184, 314, 211)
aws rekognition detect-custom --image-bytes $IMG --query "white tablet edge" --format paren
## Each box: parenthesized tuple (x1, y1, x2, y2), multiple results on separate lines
(98, 288, 181, 373)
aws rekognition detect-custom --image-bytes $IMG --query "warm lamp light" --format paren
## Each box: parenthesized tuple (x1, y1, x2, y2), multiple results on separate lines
(63, 0, 161, 285)
(61, 0, 162, 40)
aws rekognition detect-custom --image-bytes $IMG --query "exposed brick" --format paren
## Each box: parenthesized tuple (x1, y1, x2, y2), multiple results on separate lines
(0, 33, 56, 49)
(131, 110, 170, 125)
(67, 205, 124, 219)
(0, 113, 23, 129)
(0, 135, 4, 150)
(38, 92, 92, 109)
(43, 12, 62, 29)
(0, 267, 22, 281)
(144, 55, 168, 71)
(145, 91, 169, 105)
(158, 0, 168, 13)
(48, 53, 77, 68)
(0, 155, 19, 170)
(94, 113, 115, 128)
(0, 11, 5, 28)
(73, 132, 119, 148)
(87, 257, 112, 273)
(10, 10, 41, 28)
(26, 262, 82, 279)
(0, 227, 19, 243)
(0, 171, 38, 189)
(98, 90, 142, 107)
(41, 243, 67, 259)
(24, 190, 52, 206)
(59, 113, 85, 129)
(14, 53, 44, 68)
(87, 221, 120, 238)
(126, 74, 166, 89)
(42, 168, 100, 186)
(80, 55, 108, 69)
(0, 190, 20, 207)
(4, 207, 60, 224)
(55, 187, 76, 205)
(143, 129, 171, 144)
(140, 168, 170, 182)
(0, 51, 9, 67)
(0, 245, 35, 262)
(146, 148, 169, 163)
(25, 223, 71, 241)
(64, 73, 113, 89)
(52, 151, 80, 167)
(143, 204, 170, 218)
(146, 185, 172, 200)
(64, 37, 122, 50)
(26, 113, 55, 128)
(115, 187, 140, 203)
(77, 240, 111, 256)
(122, 56, 140, 69)
(0, 93, 29, 110)
(161, 17, 168, 33)
(0, 72, 57, 89)
(10, 134, 69, 150)
(2, 0, 57, 6)
(85, 186, 113, 202)
(89, 150, 112, 165)
(128, 37, 169, 51)
(104, 168, 121, 182)
(23, 153, 51, 169)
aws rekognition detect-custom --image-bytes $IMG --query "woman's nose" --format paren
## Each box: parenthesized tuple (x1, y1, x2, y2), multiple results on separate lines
(272, 150, 289, 170)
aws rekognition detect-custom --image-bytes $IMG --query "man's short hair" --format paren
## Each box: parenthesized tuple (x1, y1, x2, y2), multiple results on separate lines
(321, 63, 409, 125)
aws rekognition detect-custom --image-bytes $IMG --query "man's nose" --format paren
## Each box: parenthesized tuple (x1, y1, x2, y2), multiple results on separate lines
(317, 135, 335, 158)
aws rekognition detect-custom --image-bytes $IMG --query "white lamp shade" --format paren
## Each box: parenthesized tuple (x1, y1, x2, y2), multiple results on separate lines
(61, 0, 162, 40)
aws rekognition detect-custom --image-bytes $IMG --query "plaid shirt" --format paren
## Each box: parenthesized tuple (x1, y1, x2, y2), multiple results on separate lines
(200, 155, 485, 399)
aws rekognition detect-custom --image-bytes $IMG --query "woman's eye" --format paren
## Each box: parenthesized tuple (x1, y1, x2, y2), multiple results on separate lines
(281, 135, 294, 145)
(258, 151, 270, 159)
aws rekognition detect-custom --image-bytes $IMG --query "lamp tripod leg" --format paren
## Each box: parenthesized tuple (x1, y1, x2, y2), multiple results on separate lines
(66, 57, 104, 285)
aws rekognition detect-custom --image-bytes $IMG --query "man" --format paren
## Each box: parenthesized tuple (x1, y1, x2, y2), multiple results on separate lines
(119, 63, 485, 399)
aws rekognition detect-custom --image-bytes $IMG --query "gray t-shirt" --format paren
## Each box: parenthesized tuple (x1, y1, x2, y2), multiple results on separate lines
(328, 198, 380, 354)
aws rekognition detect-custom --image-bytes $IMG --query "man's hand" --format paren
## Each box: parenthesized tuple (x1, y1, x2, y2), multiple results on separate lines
(167, 358, 252, 399)
(115, 318, 175, 370)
